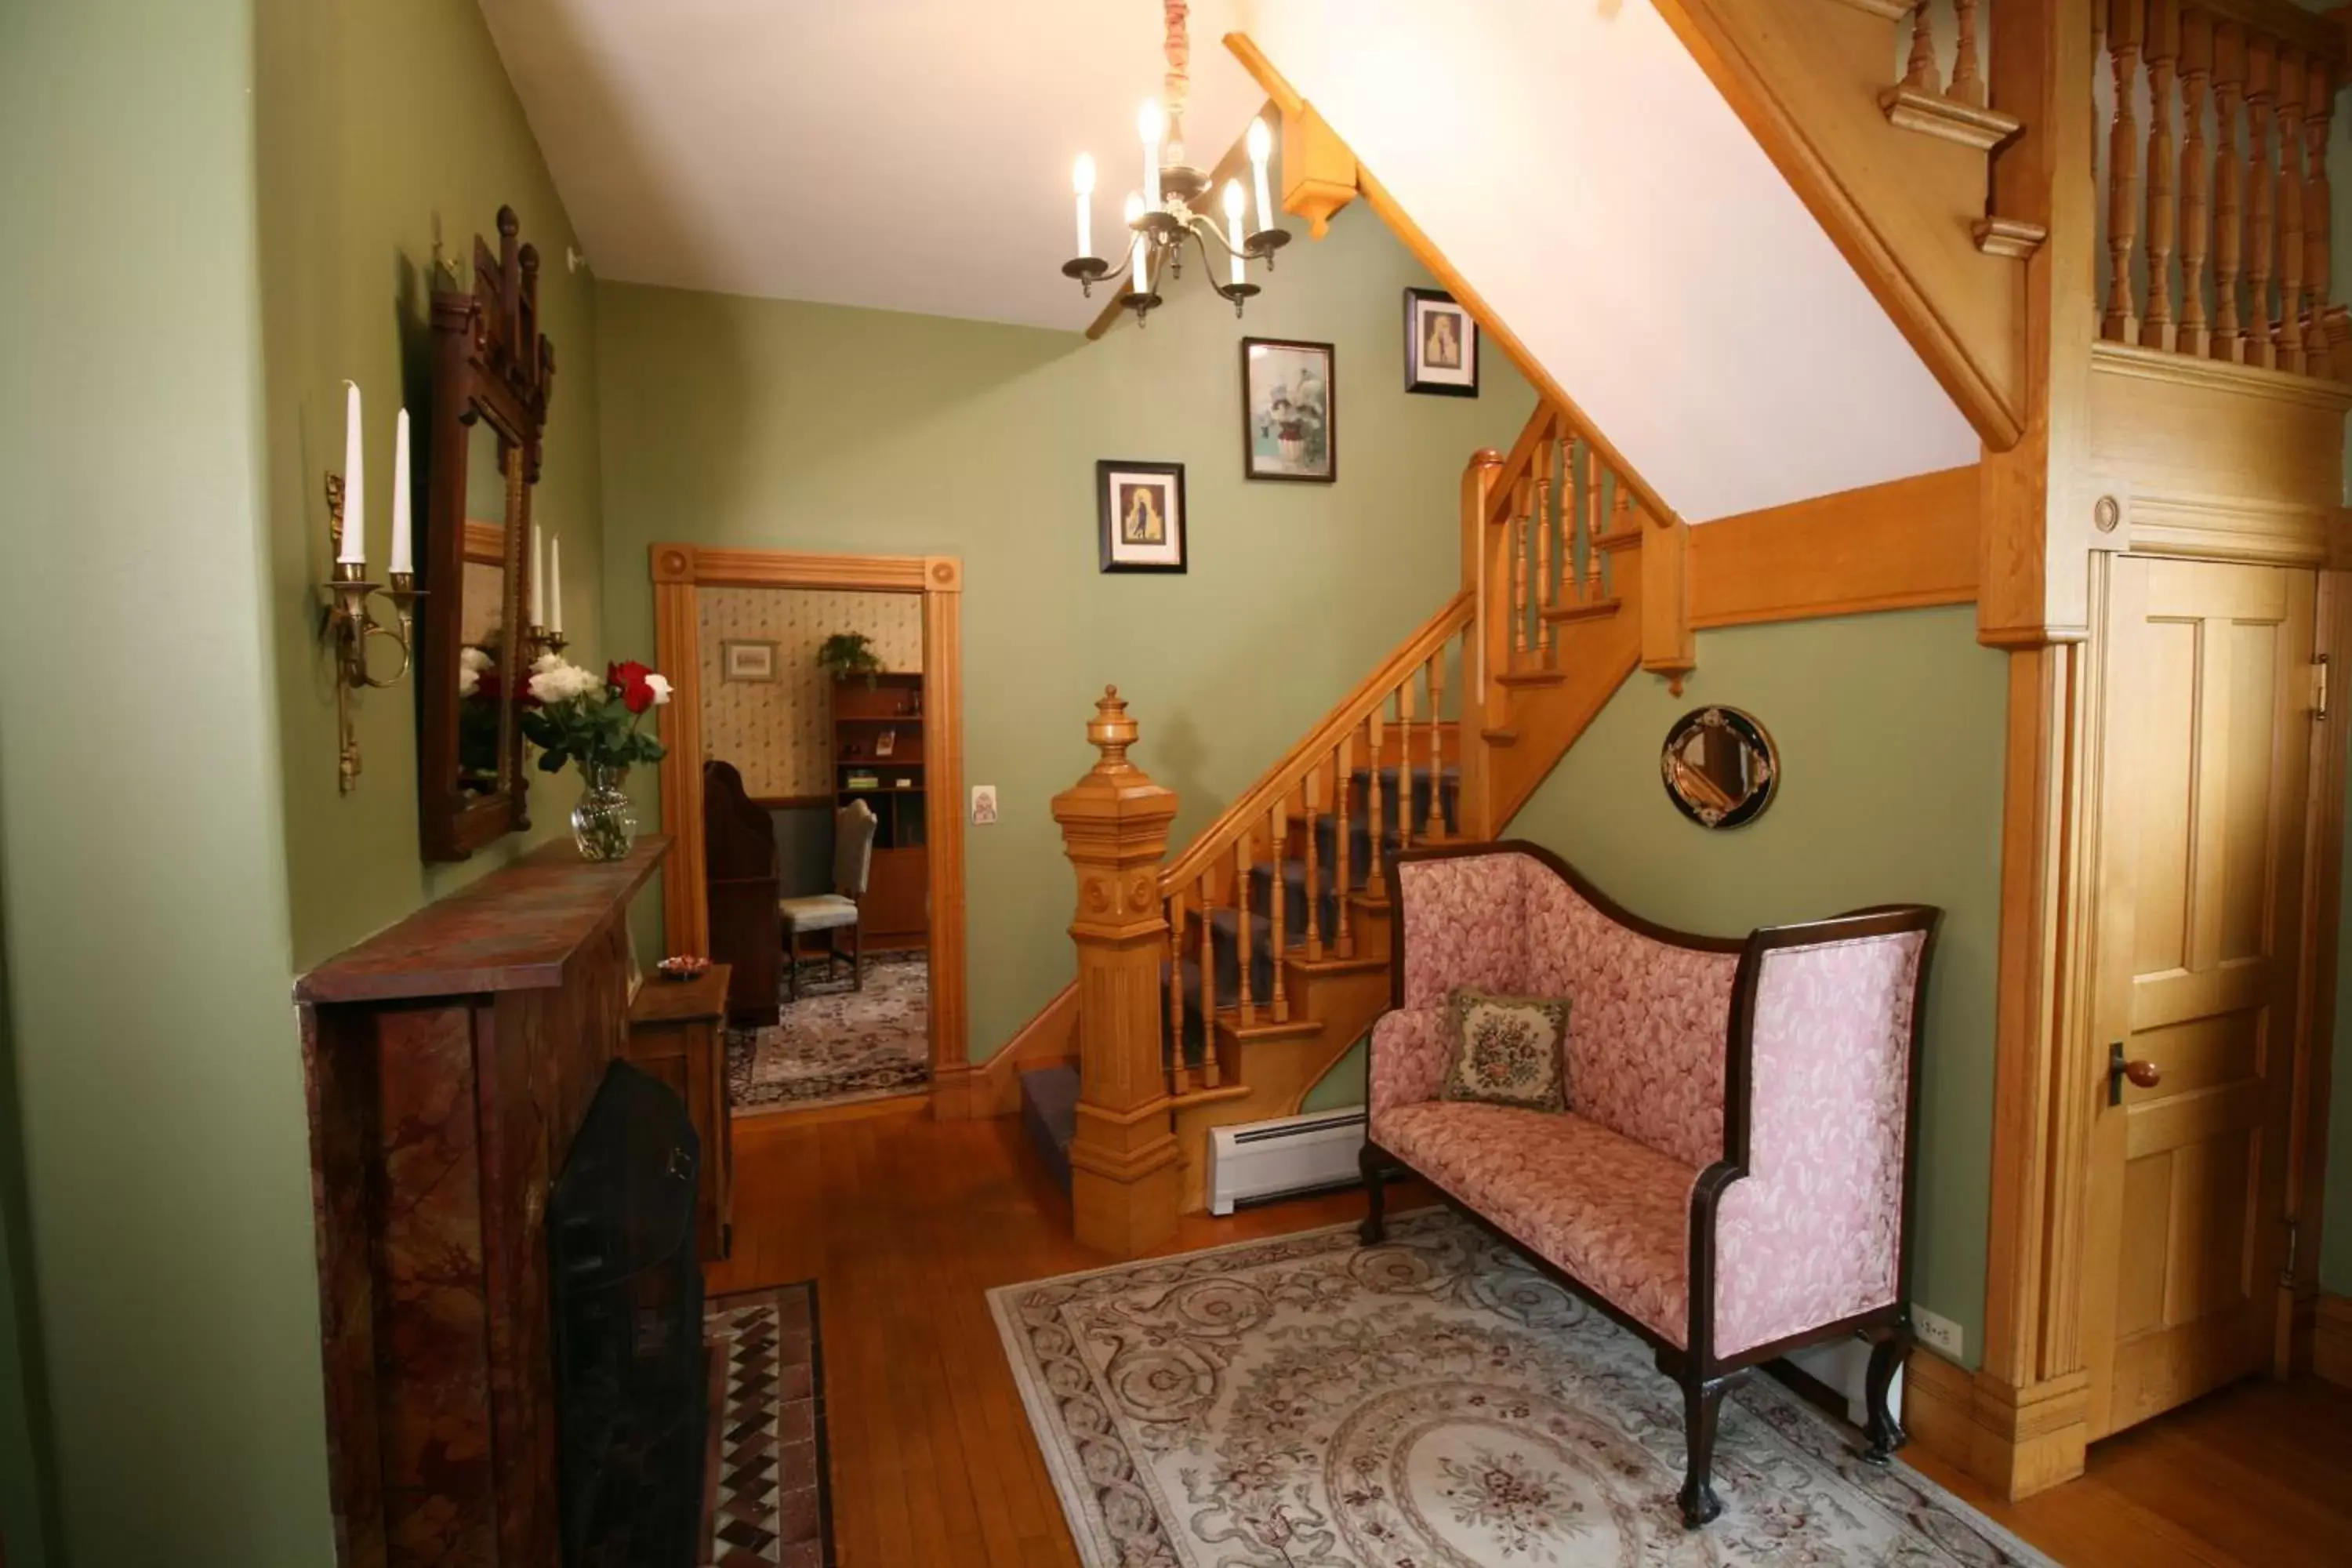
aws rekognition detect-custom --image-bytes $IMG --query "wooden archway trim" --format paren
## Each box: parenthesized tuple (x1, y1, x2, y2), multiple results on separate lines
(649, 544, 969, 1089)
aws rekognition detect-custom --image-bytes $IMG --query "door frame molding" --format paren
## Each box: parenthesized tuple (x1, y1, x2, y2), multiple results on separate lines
(649, 545, 971, 1102)
(1951, 542, 2352, 1498)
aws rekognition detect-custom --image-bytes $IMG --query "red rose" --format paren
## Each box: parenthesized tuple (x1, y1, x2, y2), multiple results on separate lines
(609, 660, 657, 714)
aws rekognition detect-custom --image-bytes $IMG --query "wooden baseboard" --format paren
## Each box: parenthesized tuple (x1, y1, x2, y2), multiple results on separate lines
(931, 982, 1078, 1120)
(1901, 1346, 2090, 1501)
(2318, 1294, 2352, 1390)
(1900, 1345, 1979, 1470)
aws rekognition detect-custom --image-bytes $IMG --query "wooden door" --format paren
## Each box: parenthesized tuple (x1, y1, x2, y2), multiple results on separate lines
(2082, 556, 2318, 1440)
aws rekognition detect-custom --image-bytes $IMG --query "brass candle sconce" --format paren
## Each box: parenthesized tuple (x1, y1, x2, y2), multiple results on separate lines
(320, 472, 424, 794)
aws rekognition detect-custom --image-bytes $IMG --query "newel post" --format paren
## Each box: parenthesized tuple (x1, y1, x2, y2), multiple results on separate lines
(1460, 448, 1505, 840)
(1051, 687, 1183, 1258)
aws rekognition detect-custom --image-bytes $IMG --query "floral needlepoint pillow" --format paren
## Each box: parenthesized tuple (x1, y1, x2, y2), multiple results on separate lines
(1440, 986, 1570, 1112)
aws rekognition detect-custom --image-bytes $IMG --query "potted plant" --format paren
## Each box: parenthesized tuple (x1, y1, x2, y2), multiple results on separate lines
(519, 655, 672, 860)
(815, 630, 884, 687)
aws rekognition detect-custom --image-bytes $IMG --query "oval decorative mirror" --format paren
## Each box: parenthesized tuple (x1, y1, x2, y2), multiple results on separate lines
(1661, 706, 1778, 829)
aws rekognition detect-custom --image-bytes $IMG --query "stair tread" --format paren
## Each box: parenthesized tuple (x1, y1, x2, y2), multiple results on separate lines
(1539, 595, 1623, 624)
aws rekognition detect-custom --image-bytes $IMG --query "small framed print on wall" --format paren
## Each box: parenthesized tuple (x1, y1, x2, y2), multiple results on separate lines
(1097, 460, 1187, 573)
(1404, 287, 1479, 397)
(721, 639, 779, 682)
(1240, 337, 1336, 483)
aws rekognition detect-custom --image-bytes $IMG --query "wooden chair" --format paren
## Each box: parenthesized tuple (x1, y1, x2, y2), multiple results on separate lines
(780, 799, 877, 1001)
(701, 760, 781, 1025)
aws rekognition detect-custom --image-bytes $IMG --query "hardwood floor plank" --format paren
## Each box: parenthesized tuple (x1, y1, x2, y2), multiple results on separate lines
(710, 1104, 2352, 1568)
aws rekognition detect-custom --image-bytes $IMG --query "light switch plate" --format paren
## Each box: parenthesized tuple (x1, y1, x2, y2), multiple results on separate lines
(970, 785, 999, 826)
(1912, 1305, 1962, 1361)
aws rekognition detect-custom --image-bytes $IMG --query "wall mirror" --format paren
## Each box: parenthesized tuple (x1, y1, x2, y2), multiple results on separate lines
(419, 205, 555, 862)
(1661, 706, 1778, 829)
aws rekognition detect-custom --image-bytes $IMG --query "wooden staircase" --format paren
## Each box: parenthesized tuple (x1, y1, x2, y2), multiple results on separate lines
(1030, 400, 1686, 1245)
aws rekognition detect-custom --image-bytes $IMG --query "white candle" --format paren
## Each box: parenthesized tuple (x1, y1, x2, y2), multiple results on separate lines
(1138, 100, 1163, 210)
(1222, 180, 1247, 285)
(389, 408, 413, 576)
(549, 533, 563, 635)
(1123, 193, 1147, 292)
(337, 381, 365, 564)
(1072, 153, 1095, 258)
(531, 521, 545, 626)
(1247, 117, 1274, 236)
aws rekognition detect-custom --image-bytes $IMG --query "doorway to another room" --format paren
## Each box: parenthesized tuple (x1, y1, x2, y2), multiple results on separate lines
(651, 547, 967, 1120)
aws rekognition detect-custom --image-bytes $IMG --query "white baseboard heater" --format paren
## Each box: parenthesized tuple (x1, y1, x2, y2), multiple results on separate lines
(1207, 1109, 1368, 1216)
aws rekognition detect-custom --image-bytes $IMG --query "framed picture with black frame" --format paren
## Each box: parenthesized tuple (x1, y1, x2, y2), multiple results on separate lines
(1240, 337, 1336, 482)
(1096, 459, 1188, 573)
(1404, 287, 1479, 397)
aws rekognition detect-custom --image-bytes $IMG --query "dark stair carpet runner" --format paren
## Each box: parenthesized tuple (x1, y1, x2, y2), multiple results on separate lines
(1022, 766, 1457, 1188)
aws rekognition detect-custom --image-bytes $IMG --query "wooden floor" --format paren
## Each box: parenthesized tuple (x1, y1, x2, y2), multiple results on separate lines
(710, 1103, 2352, 1568)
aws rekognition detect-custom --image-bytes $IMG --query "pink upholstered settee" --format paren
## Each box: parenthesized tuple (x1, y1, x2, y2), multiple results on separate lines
(1360, 841, 1939, 1528)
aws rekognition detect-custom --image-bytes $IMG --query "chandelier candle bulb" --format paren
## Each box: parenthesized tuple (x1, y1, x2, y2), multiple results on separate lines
(389, 408, 413, 577)
(1138, 99, 1163, 209)
(1247, 117, 1273, 236)
(1123, 191, 1147, 292)
(338, 380, 365, 564)
(1073, 153, 1095, 257)
(1223, 180, 1247, 285)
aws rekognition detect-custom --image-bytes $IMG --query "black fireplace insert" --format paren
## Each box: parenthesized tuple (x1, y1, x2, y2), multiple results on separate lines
(550, 1060, 706, 1567)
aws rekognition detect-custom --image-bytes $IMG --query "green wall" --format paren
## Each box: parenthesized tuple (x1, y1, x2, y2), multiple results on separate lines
(2328, 746, 2352, 1296)
(1504, 608, 2008, 1365)
(0, 1, 608, 1562)
(597, 203, 1533, 1058)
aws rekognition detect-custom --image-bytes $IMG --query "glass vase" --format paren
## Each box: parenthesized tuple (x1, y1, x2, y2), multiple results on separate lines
(571, 763, 637, 862)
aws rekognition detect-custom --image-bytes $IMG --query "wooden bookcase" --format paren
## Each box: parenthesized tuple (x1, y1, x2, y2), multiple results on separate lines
(833, 671, 928, 946)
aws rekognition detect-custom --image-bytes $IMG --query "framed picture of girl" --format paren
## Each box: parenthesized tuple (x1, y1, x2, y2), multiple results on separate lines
(1096, 460, 1188, 573)
(1240, 337, 1337, 482)
(1405, 288, 1479, 397)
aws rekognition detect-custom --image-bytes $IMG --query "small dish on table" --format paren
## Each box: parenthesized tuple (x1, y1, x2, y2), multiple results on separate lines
(655, 954, 712, 984)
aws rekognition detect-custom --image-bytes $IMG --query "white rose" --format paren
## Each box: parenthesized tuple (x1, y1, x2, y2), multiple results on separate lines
(528, 657, 596, 706)
(644, 673, 673, 706)
(458, 665, 481, 698)
(460, 645, 492, 673)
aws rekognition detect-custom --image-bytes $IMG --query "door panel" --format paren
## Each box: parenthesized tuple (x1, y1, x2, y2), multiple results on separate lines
(2082, 556, 2314, 1441)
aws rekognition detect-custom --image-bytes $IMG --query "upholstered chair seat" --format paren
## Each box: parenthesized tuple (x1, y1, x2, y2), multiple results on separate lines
(779, 800, 878, 1000)
(776, 894, 859, 931)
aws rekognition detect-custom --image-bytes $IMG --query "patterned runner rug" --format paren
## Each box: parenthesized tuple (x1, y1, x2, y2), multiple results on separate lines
(704, 1283, 836, 1568)
(989, 1209, 2053, 1567)
(726, 953, 928, 1112)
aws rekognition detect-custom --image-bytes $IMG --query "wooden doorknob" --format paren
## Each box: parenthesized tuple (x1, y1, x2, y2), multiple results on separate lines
(2124, 1059, 2161, 1089)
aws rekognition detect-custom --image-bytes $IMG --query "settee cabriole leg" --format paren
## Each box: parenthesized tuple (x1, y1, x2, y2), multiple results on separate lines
(1357, 1143, 1388, 1245)
(1864, 1328, 1912, 1465)
(1678, 1376, 1730, 1528)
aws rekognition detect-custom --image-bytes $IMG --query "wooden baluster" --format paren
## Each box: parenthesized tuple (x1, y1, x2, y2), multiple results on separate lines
(1395, 678, 1417, 851)
(1334, 735, 1354, 958)
(1303, 770, 1323, 961)
(1587, 453, 1607, 601)
(1425, 647, 1446, 842)
(2303, 57, 2332, 368)
(2177, 9, 2212, 358)
(1609, 479, 1632, 600)
(2107, 0, 2145, 343)
(2247, 34, 2277, 368)
(1197, 867, 1217, 1036)
(1166, 887, 1189, 1094)
(2141, 0, 2179, 351)
(1266, 800, 1288, 1023)
(1534, 441, 1555, 660)
(1234, 829, 1254, 1025)
(1364, 706, 1385, 900)
(2277, 45, 2307, 373)
(1510, 475, 1532, 661)
(1951, 0, 1986, 107)
(2213, 23, 2246, 361)
(1903, 1, 1942, 93)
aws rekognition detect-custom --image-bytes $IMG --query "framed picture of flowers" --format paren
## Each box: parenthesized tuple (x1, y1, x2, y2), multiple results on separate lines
(1240, 337, 1336, 482)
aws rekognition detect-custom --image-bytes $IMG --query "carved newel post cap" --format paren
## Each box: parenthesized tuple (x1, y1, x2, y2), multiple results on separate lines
(1086, 685, 1140, 774)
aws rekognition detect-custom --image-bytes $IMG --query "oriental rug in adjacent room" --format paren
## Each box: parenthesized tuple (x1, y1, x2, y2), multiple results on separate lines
(989, 1209, 2053, 1568)
(726, 952, 928, 1113)
(704, 1282, 836, 1568)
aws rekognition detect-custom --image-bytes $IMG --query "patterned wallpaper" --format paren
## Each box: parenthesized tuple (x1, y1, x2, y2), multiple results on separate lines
(698, 586, 924, 799)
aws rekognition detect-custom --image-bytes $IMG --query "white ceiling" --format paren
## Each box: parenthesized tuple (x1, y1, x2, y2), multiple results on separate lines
(477, 0, 1264, 329)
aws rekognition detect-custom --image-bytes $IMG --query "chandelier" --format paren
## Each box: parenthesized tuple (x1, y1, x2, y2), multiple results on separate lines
(1060, 1, 1288, 326)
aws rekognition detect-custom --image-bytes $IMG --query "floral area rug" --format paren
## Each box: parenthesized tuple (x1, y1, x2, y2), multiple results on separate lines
(725, 953, 927, 1113)
(989, 1209, 2053, 1568)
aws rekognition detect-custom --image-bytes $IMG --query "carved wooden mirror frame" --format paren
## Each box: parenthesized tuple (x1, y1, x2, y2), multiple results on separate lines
(418, 207, 556, 862)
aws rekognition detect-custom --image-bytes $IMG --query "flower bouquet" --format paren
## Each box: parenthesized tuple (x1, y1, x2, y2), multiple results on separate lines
(518, 655, 672, 860)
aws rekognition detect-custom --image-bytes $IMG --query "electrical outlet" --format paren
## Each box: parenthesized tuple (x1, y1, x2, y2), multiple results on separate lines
(1912, 1305, 1963, 1361)
(970, 785, 999, 826)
